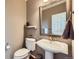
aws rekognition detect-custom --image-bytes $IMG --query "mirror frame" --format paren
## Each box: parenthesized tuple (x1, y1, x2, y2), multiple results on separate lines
(39, 0, 67, 36)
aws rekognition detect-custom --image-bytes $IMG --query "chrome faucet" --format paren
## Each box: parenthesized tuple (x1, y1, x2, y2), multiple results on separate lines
(48, 35, 53, 41)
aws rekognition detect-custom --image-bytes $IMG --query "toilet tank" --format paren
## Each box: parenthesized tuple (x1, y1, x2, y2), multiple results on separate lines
(25, 38, 36, 51)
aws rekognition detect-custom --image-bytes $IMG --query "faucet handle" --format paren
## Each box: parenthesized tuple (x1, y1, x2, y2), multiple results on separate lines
(48, 36, 52, 41)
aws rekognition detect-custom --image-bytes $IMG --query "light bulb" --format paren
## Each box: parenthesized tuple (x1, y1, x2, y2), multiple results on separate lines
(43, 0, 48, 3)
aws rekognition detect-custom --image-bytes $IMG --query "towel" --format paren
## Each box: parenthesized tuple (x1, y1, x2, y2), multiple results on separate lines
(62, 20, 74, 40)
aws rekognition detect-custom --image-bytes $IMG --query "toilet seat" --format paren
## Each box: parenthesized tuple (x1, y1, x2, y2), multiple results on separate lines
(14, 48, 30, 58)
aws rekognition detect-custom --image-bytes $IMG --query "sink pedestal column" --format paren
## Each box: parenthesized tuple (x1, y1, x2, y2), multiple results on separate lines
(45, 51, 54, 59)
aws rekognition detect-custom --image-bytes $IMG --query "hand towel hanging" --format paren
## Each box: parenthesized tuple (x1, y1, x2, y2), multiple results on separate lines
(62, 17, 74, 40)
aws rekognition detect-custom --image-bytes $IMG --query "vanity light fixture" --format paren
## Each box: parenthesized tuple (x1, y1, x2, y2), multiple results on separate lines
(43, 0, 48, 3)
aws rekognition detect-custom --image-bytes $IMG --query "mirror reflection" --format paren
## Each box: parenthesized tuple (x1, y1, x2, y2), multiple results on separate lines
(40, 0, 66, 36)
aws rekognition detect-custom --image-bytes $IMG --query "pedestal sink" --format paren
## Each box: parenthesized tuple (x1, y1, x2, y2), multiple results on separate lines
(36, 39, 68, 59)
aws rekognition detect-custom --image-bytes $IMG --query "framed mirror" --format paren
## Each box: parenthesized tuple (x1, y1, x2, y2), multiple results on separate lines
(39, 0, 67, 36)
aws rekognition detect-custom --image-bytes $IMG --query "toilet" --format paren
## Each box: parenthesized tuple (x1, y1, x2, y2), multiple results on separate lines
(14, 38, 36, 59)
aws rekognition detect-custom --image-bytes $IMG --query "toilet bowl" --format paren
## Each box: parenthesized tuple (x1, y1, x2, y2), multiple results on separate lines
(14, 48, 30, 59)
(14, 38, 36, 59)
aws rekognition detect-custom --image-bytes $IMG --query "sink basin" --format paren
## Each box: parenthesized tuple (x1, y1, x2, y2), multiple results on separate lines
(36, 39, 68, 59)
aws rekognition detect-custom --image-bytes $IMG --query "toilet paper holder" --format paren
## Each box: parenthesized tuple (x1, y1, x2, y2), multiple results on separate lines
(5, 43, 10, 51)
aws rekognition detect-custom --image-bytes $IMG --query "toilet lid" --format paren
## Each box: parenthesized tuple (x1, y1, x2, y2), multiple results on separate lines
(14, 48, 30, 57)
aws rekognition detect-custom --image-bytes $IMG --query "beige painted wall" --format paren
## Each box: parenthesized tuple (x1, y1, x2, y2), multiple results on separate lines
(5, 0, 26, 59)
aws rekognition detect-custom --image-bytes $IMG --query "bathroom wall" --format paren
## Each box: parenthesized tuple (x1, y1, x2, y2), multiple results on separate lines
(5, 0, 27, 59)
(27, 0, 72, 59)
(27, 0, 48, 39)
